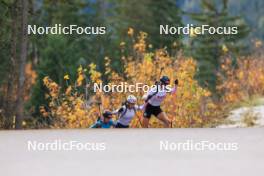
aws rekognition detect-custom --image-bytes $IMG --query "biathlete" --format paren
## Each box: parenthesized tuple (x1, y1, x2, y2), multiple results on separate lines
(112, 95, 144, 128)
(142, 76, 178, 128)
(90, 110, 115, 128)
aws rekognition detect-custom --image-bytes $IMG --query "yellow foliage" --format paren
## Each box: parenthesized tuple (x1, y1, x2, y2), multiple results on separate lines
(43, 76, 59, 98)
(64, 74, 70, 80)
(222, 44, 228, 53)
(42, 30, 222, 128)
(127, 27, 134, 36)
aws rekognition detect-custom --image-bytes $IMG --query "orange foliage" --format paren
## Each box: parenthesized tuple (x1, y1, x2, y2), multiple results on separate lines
(24, 63, 37, 101)
(217, 55, 264, 103)
(42, 29, 220, 128)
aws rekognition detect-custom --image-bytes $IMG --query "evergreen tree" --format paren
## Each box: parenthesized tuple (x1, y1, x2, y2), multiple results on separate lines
(28, 0, 94, 120)
(108, 0, 183, 50)
(189, 0, 249, 94)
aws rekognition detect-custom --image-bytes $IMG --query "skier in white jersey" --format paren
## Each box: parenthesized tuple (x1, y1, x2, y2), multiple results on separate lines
(142, 76, 178, 128)
(112, 95, 144, 128)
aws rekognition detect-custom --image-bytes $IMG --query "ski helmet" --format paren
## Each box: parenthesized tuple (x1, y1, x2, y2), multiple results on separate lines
(103, 110, 112, 119)
(126, 95, 137, 104)
(160, 76, 170, 85)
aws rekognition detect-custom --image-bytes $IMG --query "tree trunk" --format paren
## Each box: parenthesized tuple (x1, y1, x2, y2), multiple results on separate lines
(3, 0, 18, 129)
(15, 0, 28, 129)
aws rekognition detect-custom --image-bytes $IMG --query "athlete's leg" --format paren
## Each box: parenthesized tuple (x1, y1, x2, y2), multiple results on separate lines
(143, 104, 152, 128)
(157, 112, 170, 128)
(143, 118, 150, 128)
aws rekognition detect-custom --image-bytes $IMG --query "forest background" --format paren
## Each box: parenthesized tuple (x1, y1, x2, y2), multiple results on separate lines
(0, 0, 264, 129)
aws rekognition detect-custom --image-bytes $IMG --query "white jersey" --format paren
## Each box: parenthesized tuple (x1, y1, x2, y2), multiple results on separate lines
(143, 85, 176, 106)
(112, 105, 143, 126)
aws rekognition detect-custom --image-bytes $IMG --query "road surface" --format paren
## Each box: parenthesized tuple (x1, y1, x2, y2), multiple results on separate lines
(0, 128, 263, 176)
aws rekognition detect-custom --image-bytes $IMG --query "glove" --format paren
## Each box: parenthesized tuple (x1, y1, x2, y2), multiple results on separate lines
(174, 79, 179, 85)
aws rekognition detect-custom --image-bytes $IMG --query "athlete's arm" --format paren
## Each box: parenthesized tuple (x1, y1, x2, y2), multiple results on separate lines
(168, 86, 177, 94)
(112, 107, 124, 115)
(90, 121, 100, 128)
(135, 104, 145, 111)
(167, 79, 178, 94)
(142, 87, 156, 101)
(142, 93, 149, 100)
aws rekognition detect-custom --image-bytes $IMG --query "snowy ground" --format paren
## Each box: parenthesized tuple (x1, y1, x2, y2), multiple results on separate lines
(0, 128, 263, 176)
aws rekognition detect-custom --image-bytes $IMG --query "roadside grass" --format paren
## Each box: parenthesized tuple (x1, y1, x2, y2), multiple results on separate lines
(241, 110, 259, 127)
(231, 95, 264, 109)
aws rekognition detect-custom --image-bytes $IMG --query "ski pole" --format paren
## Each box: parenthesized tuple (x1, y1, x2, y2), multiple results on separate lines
(135, 113, 143, 127)
(155, 67, 164, 84)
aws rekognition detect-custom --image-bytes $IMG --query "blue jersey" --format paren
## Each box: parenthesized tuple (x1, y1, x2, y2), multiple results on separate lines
(90, 119, 115, 128)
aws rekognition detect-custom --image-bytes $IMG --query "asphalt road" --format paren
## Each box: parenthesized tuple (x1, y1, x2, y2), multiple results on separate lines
(0, 128, 263, 176)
